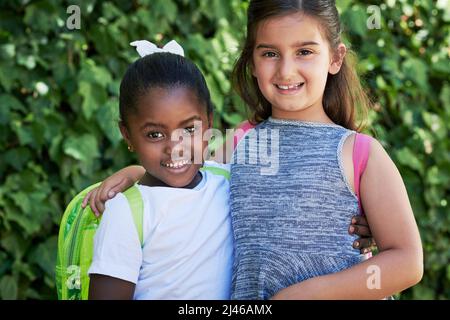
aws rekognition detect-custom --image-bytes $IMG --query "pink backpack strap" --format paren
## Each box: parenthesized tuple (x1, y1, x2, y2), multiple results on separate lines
(233, 121, 256, 150)
(353, 133, 372, 214)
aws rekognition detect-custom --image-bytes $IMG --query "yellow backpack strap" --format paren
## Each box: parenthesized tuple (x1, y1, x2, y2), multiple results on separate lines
(200, 166, 230, 180)
(123, 186, 144, 246)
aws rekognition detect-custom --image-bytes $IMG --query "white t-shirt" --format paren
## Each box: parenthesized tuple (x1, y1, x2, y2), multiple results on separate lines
(88, 162, 233, 299)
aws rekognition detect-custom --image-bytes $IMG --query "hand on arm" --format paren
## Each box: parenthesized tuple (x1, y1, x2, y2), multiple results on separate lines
(82, 165, 146, 216)
(349, 215, 377, 254)
(272, 139, 423, 300)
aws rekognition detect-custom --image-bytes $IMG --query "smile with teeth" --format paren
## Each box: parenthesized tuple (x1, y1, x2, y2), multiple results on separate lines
(275, 83, 304, 90)
(161, 159, 190, 168)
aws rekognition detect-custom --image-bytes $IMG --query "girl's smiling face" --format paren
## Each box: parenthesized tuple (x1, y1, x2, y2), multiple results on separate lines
(120, 86, 211, 189)
(252, 13, 346, 122)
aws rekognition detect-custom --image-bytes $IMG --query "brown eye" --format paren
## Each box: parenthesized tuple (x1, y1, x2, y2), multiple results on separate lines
(148, 132, 164, 139)
(262, 51, 278, 58)
(183, 126, 196, 135)
(298, 49, 313, 56)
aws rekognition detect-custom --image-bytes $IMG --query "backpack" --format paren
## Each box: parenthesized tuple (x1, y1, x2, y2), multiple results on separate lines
(55, 166, 230, 300)
(55, 183, 144, 300)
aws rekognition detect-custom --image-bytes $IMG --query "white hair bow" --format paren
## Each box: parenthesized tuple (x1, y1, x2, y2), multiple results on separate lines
(130, 40, 185, 57)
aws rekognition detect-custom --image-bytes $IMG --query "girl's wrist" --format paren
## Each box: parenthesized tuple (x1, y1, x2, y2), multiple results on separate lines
(129, 165, 146, 182)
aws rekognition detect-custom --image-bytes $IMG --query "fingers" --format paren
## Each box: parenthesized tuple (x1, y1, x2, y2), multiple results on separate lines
(351, 215, 369, 227)
(91, 178, 126, 216)
(83, 177, 130, 217)
(82, 190, 93, 208)
(107, 178, 129, 199)
(89, 188, 101, 217)
(360, 246, 377, 255)
(348, 224, 372, 237)
(93, 186, 106, 216)
(352, 237, 377, 253)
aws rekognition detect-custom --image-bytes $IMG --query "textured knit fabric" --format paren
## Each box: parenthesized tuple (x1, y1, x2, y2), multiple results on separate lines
(230, 117, 365, 300)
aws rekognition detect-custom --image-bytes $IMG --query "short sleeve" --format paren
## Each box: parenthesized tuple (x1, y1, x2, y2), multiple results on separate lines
(203, 160, 231, 172)
(88, 193, 142, 284)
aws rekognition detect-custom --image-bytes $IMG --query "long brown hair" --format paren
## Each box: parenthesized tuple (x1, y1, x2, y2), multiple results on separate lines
(232, 0, 372, 131)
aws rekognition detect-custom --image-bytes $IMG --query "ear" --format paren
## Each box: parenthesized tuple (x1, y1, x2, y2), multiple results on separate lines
(250, 60, 257, 78)
(119, 121, 133, 150)
(329, 43, 347, 75)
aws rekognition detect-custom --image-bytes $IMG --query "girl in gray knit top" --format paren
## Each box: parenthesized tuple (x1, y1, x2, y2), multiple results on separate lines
(229, 0, 423, 299)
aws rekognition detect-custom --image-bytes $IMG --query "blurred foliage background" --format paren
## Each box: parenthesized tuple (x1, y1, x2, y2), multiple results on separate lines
(0, 0, 449, 299)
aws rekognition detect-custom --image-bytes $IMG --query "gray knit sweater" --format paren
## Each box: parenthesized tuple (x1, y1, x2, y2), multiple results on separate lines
(230, 117, 365, 300)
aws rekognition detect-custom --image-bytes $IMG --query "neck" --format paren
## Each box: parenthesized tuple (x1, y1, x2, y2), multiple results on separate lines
(271, 101, 334, 124)
(139, 171, 202, 189)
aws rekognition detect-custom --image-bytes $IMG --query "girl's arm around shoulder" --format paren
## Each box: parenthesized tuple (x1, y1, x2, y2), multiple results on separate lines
(272, 138, 423, 300)
(82, 165, 146, 216)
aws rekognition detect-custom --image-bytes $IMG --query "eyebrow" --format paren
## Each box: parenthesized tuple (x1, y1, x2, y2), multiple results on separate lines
(256, 41, 320, 49)
(140, 115, 203, 130)
(178, 115, 203, 127)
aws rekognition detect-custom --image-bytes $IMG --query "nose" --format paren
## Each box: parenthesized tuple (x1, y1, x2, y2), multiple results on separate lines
(277, 56, 296, 81)
(163, 139, 184, 158)
(164, 131, 192, 160)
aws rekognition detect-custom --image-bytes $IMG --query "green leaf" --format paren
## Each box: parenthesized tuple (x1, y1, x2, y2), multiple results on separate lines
(6, 210, 42, 235)
(78, 60, 113, 88)
(426, 166, 449, 186)
(336, 0, 352, 13)
(29, 237, 57, 278)
(10, 192, 31, 214)
(422, 112, 447, 139)
(395, 148, 424, 174)
(79, 81, 107, 120)
(0, 44, 15, 59)
(0, 233, 25, 258)
(153, 0, 178, 23)
(440, 85, 450, 115)
(17, 55, 36, 70)
(95, 99, 122, 146)
(0, 275, 18, 300)
(402, 58, 429, 90)
(223, 112, 244, 126)
(342, 5, 368, 36)
(11, 121, 34, 147)
(63, 134, 100, 162)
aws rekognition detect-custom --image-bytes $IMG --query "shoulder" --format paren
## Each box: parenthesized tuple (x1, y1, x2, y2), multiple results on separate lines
(360, 137, 401, 186)
(100, 192, 135, 229)
(201, 161, 231, 189)
(104, 192, 132, 215)
(341, 132, 382, 160)
(203, 160, 230, 172)
(342, 131, 357, 152)
(236, 120, 255, 131)
(365, 137, 392, 169)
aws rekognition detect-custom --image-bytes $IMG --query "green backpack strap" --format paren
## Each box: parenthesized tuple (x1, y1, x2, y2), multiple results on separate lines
(200, 165, 230, 180)
(123, 185, 144, 246)
(56, 183, 144, 300)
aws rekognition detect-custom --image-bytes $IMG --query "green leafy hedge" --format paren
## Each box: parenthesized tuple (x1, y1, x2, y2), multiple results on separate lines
(0, 0, 448, 299)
